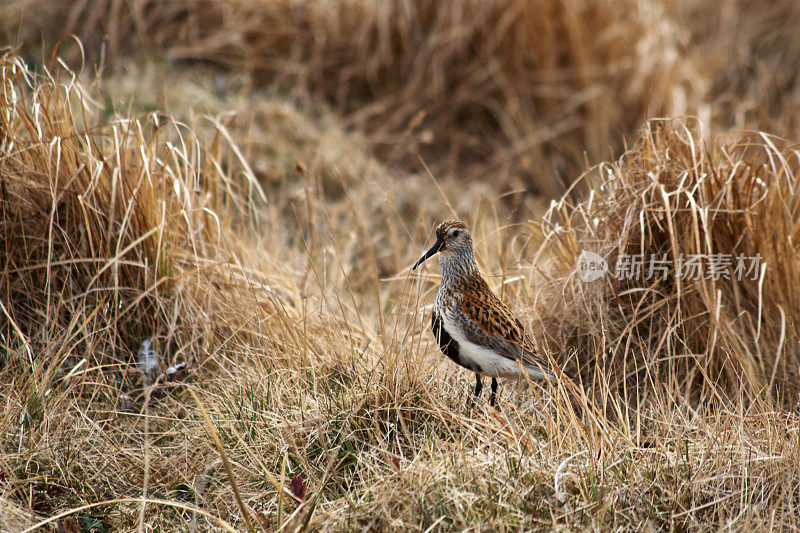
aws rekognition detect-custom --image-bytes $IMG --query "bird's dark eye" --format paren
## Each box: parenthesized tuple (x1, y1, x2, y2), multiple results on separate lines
(451, 230, 460, 237)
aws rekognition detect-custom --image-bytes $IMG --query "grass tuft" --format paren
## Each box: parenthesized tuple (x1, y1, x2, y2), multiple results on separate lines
(532, 119, 800, 407)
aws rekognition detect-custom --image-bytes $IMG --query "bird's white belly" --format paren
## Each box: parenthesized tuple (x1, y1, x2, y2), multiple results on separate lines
(441, 314, 526, 378)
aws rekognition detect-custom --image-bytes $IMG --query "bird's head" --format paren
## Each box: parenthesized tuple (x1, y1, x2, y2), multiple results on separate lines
(412, 220, 474, 270)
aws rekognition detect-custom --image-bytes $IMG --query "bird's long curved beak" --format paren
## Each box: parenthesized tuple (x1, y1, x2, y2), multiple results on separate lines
(412, 237, 444, 270)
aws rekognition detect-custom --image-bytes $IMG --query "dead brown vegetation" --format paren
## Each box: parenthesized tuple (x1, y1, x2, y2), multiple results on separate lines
(2, 0, 698, 197)
(1, 1, 800, 531)
(676, 0, 800, 140)
(533, 120, 800, 407)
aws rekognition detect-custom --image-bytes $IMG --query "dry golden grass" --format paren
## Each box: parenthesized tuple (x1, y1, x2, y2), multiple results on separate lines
(2, 53, 800, 531)
(674, 0, 800, 140)
(1, 1, 800, 531)
(2, 0, 699, 198)
(531, 119, 800, 406)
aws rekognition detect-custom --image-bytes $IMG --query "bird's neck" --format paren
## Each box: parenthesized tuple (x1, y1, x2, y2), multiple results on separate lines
(438, 252, 479, 288)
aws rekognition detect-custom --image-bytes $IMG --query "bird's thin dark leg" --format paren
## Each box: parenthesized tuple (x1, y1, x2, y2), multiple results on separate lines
(490, 378, 498, 407)
(474, 373, 483, 398)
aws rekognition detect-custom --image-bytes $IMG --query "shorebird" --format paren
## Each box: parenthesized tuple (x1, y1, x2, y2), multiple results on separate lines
(412, 220, 558, 406)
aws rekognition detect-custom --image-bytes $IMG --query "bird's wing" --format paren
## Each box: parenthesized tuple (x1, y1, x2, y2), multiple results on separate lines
(457, 278, 555, 380)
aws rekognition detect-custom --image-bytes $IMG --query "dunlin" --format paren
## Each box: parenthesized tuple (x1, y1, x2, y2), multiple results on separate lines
(413, 220, 558, 406)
